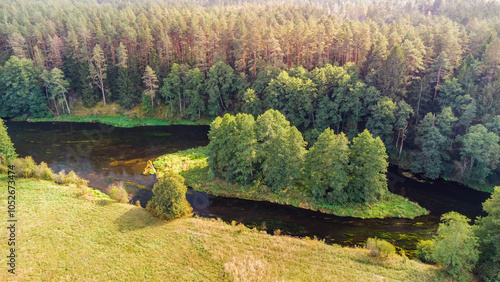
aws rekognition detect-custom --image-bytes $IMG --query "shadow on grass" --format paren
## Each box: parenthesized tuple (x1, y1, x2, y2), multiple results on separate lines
(114, 207, 166, 232)
(94, 199, 113, 206)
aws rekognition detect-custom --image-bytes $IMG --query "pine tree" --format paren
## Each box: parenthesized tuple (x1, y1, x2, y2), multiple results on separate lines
(142, 65, 159, 110)
(89, 44, 108, 106)
(375, 45, 408, 100)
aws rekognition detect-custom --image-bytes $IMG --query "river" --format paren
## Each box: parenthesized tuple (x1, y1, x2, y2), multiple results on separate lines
(6, 121, 491, 256)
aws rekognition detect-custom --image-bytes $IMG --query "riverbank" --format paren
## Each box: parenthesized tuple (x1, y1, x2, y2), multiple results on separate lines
(0, 175, 446, 280)
(151, 147, 428, 219)
(17, 101, 210, 128)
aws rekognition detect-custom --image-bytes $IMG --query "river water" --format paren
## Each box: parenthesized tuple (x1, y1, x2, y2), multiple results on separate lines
(6, 121, 491, 256)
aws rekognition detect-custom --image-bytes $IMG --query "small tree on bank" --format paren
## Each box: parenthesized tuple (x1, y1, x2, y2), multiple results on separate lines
(432, 212, 479, 282)
(147, 171, 192, 220)
(0, 118, 17, 161)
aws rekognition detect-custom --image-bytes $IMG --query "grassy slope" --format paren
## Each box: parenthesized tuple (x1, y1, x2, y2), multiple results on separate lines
(152, 147, 428, 219)
(0, 175, 446, 281)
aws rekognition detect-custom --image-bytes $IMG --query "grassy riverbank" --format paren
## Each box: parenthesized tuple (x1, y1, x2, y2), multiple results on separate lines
(20, 101, 210, 128)
(152, 147, 428, 219)
(0, 175, 446, 280)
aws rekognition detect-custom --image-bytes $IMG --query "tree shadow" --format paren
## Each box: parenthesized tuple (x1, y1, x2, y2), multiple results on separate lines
(114, 207, 166, 232)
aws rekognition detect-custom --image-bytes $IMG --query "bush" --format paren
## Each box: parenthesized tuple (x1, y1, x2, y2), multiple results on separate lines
(33, 161, 55, 180)
(11, 156, 37, 178)
(108, 181, 129, 203)
(366, 238, 396, 257)
(0, 155, 8, 174)
(53, 170, 88, 187)
(416, 240, 435, 263)
(146, 171, 192, 220)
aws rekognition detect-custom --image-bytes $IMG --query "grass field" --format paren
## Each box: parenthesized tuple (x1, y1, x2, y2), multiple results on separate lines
(0, 175, 447, 281)
(152, 147, 429, 219)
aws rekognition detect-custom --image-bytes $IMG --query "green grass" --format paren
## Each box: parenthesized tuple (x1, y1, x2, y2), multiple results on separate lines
(0, 175, 447, 280)
(20, 101, 210, 128)
(152, 147, 429, 219)
(27, 115, 208, 128)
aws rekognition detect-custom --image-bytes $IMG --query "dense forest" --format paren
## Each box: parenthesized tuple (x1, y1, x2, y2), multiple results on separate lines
(1, 0, 500, 189)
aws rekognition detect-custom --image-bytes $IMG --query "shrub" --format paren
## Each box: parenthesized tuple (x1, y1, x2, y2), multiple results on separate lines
(366, 238, 396, 257)
(416, 240, 435, 263)
(65, 170, 88, 187)
(33, 161, 55, 180)
(11, 156, 37, 178)
(0, 155, 8, 174)
(146, 171, 192, 220)
(53, 170, 68, 184)
(108, 182, 129, 203)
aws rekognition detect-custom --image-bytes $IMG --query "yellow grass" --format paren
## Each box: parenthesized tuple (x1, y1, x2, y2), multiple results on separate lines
(0, 175, 448, 281)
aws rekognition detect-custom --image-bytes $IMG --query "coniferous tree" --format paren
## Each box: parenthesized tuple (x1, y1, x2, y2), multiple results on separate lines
(89, 44, 108, 106)
(142, 65, 159, 110)
(375, 45, 408, 100)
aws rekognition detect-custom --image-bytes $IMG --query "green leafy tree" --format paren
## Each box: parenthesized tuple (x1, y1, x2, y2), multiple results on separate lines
(0, 119, 17, 160)
(241, 88, 262, 118)
(184, 68, 205, 120)
(146, 171, 192, 220)
(414, 113, 448, 179)
(230, 113, 257, 184)
(432, 212, 479, 281)
(366, 97, 396, 144)
(161, 63, 183, 117)
(0, 56, 47, 118)
(206, 61, 237, 117)
(256, 110, 306, 192)
(206, 114, 237, 179)
(475, 187, 500, 280)
(306, 129, 350, 204)
(348, 129, 388, 203)
(460, 125, 500, 185)
(41, 68, 71, 115)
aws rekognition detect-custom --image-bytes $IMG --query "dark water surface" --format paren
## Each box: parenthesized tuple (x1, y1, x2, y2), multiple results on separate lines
(7, 121, 491, 255)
